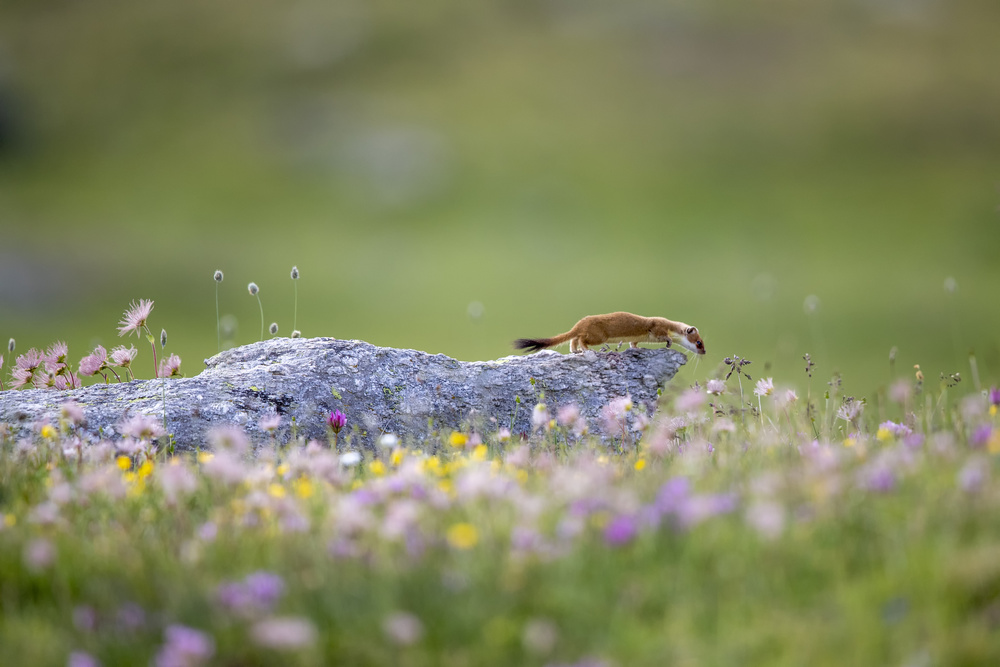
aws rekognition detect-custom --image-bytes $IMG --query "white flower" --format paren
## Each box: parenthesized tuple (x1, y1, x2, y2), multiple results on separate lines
(377, 433, 399, 449)
(706, 379, 726, 396)
(339, 451, 362, 467)
(753, 378, 774, 397)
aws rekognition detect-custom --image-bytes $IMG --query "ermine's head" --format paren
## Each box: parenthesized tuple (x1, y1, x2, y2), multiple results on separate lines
(674, 324, 706, 355)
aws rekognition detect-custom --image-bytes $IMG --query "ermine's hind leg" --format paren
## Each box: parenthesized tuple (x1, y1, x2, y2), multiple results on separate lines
(570, 338, 581, 353)
(629, 342, 638, 349)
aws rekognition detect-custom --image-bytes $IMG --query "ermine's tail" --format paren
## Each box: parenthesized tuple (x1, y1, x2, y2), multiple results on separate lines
(512, 331, 573, 353)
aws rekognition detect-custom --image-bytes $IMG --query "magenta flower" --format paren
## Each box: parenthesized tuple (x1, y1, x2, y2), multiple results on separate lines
(328, 410, 346, 434)
(990, 386, 1000, 407)
(118, 299, 154, 337)
(10, 348, 43, 388)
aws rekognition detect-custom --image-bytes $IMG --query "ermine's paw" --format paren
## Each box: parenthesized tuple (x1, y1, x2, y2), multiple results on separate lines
(599, 344, 611, 352)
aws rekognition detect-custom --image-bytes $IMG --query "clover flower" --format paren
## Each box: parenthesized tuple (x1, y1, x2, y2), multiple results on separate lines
(327, 410, 346, 434)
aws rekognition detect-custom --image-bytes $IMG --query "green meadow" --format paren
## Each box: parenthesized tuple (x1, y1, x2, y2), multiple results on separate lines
(1, 1, 998, 395)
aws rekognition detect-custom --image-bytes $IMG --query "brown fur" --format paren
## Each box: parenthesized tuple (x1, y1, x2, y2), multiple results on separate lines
(513, 312, 706, 355)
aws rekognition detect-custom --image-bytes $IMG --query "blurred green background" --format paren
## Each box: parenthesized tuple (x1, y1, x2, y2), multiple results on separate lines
(1, 0, 998, 397)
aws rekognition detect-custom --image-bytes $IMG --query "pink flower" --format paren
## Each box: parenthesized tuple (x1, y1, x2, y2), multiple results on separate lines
(250, 617, 317, 650)
(110, 346, 137, 368)
(78, 345, 108, 376)
(155, 625, 214, 667)
(119, 414, 165, 440)
(259, 414, 282, 433)
(675, 388, 705, 413)
(157, 354, 182, 378)
(382, 611, 424, 646)
(118, 299, 154, 337)
(706, 379, 726, 396)
(207, 426, 251, 455)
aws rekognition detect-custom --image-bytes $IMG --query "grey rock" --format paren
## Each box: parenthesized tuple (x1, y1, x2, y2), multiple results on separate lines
(0, 338, 687, 452)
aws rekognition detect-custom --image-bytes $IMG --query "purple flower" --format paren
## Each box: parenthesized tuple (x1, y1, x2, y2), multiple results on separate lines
(677, 493, 738, 528)
(990, 386, 1000, 406)
(78, 346, 108, 377)
(217, 572, 285, 617)
(603, 514, 638, 546)
(654, 477, 691, 515)
(878, 421, 913, 438)
(68, 651, 101, 667)
(154, 625, 214, 667)
(971, 425, 992, 448)
(958, 458, 987, 493)
(117, 299, 154, 337)
(861, 465, 896, 493)
(327, 410, 346, 434)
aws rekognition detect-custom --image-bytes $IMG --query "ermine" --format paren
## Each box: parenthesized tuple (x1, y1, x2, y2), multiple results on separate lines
(513, 312, 707, 355)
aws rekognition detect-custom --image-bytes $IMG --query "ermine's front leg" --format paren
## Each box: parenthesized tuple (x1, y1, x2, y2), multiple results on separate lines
(616, 342, 624, 351)
(629, 342, 638, 349)
(600, 344, 611, 352)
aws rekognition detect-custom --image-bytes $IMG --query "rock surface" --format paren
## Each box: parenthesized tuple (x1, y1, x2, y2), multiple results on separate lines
(0, 338, 688, 451)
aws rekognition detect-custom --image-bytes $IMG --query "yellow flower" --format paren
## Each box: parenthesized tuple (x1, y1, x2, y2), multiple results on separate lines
(351, 479, 363, 490)
(438, 479, 454, 495)
(449, 432, 469, 448)
(843, 437, 856, 448)
(989, 431, 1000, 455)
(876, 428, 891, 442)
(990, 405, 997, 418)
(634, 458, 647, 471)
(40, 424, 57, 439)
(2, 513, 16, 528)
(446, 522, 479, 550)
(276, 463, 290, 477)
(137, 460, 154, 480)
(471, 444, 488, 462)
(370, 460, 387, 476)
(425, 456, 442, 476)
(197, 451, 214, 464)
(390, 448, 405, 466)
(293, 477, 314, 499)
(516, 469, 529, 485)
(116, 456, 132, 471)
(267, 483, 286, 498)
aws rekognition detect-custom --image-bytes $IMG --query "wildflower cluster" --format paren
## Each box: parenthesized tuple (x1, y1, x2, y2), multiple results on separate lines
(1, 369, 999, 665)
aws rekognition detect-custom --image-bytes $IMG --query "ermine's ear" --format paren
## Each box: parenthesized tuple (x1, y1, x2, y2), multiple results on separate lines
(686, 327, 698, 335)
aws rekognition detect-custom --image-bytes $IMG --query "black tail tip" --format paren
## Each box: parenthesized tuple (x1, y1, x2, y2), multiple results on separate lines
(513, 338, 547, 353)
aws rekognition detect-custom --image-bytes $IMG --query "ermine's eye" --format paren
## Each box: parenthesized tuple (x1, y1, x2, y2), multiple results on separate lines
(696, 341, 703, 348)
